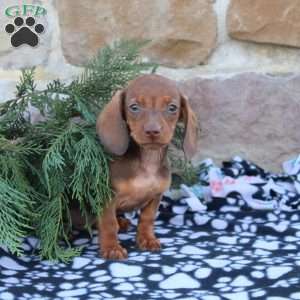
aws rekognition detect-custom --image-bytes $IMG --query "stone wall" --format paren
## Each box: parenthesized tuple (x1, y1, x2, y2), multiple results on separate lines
(1, 0, 300, 170)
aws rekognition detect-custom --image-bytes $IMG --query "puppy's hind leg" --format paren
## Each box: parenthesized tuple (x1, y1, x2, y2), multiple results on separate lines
(117, 216, 131, 233)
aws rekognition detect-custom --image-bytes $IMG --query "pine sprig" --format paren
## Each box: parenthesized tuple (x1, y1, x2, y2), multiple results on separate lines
(37, 193, 82, 263)
(16, 68, 36, 97)
(69, 126, 111, 214)
(0, 179, 33, 256)
(0, 40, 154, 261)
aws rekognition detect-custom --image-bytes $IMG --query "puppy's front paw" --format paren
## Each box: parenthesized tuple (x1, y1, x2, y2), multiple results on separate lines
(137, 236, 161, 251)
(101, 244, 128, 260)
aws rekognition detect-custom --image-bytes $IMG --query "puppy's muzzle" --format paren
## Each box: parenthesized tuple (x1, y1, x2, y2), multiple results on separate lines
(144, 122, 162, 138)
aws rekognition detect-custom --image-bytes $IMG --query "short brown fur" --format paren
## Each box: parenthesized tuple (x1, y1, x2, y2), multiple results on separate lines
(96, 74, 198, 259)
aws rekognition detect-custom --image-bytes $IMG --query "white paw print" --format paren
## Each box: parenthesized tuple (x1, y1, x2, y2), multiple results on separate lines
(234, 222, 257, 234)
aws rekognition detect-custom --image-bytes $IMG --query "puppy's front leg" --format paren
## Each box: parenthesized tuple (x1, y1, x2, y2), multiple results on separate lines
(98, 201, 128, 260)
(136, 196, 161, 251)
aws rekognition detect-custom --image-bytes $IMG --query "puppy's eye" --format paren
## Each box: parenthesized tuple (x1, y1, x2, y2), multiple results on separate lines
(129, 104, 140, 113)
(167, 104, 178, 114)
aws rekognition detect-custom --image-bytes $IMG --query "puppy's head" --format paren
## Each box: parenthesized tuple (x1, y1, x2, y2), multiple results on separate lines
(97, 74, 198, 159)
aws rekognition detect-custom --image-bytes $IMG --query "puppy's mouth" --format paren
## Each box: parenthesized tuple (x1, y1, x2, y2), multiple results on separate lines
(140, 142, 167, 149)
(130, 132, 170, 148)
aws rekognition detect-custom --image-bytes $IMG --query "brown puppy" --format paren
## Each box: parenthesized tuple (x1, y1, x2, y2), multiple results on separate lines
(96, 74, 198, 260)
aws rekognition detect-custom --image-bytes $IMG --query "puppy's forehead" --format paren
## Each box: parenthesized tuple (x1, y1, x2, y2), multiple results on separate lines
(125, 75, 180, 101)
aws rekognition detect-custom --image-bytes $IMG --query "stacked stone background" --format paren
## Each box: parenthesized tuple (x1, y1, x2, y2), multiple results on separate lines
(0, 0, 300, 170)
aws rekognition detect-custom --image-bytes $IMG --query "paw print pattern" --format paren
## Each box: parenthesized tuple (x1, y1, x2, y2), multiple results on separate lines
(5, 17, 44, 47)
(2, 191, 300, 299)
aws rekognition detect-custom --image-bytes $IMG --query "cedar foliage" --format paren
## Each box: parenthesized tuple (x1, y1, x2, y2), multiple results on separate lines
(0, 40, 155, 262)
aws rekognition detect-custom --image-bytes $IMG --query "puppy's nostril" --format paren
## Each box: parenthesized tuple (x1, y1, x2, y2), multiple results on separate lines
(145, 129, 161, 136)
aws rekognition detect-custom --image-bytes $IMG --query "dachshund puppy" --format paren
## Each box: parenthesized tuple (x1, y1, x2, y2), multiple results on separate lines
(96, 74, 198, 260)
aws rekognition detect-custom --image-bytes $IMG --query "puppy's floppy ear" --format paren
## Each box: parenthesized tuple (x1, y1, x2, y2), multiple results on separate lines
(180, 93, 198, 160)
(96, 90, 129, 156)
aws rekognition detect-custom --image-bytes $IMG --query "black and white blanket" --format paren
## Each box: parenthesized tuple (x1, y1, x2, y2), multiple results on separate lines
(1, 156, 300, 300)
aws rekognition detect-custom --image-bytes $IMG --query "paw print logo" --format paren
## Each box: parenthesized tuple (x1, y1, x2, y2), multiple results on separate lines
(5, 17, 44, 47)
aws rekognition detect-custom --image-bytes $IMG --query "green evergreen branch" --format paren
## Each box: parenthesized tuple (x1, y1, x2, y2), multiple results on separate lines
(0, 179, 33, 256)
(0, 39, 155, 261)
(37, 193, 82, 263)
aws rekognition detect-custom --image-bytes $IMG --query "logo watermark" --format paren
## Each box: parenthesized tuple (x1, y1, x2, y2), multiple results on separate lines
(4, 4, 47, 48)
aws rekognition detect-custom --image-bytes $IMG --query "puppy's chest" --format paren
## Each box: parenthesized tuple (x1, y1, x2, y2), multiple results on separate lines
(115, 167, 170, 211)
(131, 171, 163, 194)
